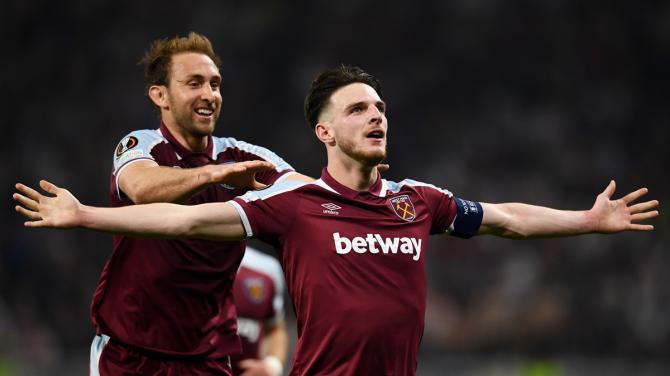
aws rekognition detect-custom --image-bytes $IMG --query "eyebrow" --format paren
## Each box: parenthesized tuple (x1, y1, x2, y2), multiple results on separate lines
(176, 74, 222, 82)
(344, 100, 386, 112)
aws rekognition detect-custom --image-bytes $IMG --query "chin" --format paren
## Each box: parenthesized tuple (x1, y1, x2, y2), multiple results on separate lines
(193, 121, 216, 135)
(361, 151, 386, 167)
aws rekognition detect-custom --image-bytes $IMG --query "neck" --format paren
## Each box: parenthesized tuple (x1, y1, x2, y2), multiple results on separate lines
(326, 156, 378, 191)
(162, 118, 208, 152)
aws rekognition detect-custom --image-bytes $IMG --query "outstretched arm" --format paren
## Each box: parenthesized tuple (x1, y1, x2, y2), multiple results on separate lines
(478, 180, 659, 238)
(14, 180, 248, 242)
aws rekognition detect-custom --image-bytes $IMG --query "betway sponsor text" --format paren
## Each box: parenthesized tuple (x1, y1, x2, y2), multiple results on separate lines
(333, 232, 422, 261)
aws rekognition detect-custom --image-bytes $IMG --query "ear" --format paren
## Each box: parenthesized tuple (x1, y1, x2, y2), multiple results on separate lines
(315, 122, 335, 145)
(148, 85, 169, 110)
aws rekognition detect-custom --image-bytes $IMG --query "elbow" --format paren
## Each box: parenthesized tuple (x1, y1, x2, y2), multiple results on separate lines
(502, 228, 531, 239)
(177, 215, 200, 239)
(124, 184, 156, 205)
(497, 213, 532, 239)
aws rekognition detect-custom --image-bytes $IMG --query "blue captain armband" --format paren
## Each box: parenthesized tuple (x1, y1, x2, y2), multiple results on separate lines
(450, 198, 483, 239)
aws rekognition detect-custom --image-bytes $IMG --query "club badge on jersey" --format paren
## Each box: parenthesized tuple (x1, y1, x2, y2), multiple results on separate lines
(243, 278, 266, 304)
(389, 195, 416, 222)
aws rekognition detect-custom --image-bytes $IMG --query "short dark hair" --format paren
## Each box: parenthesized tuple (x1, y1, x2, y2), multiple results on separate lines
(304, 65, 383, 129)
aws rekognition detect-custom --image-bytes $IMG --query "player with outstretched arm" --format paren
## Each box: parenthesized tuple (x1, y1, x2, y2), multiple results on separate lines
(14, 65, 659, 376)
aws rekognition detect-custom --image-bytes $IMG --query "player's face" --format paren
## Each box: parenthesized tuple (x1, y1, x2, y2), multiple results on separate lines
(165, 52, 222, 137)
(326, 83, 388, 166)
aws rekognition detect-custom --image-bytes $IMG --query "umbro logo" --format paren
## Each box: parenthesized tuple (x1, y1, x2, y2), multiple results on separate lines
(321, 203, 341, 215)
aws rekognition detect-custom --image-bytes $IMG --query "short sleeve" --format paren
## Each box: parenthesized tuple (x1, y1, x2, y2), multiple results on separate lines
(231, 179, 307, 240)
(406, 180, 482, 238)
(112, 130, 164, 174)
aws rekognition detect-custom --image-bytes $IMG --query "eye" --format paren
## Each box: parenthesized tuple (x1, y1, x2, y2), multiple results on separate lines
(376, 103, 386, 113)
(188, 81, 201, 88)
(350, 105, 363, 114)
(210, 81, 221, 91)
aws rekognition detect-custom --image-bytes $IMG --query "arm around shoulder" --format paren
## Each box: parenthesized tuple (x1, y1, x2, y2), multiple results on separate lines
(118, 160, 215, 204)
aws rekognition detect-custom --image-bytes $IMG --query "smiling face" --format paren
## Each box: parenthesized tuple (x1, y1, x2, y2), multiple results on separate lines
(153, 52, 222, 139)
(318, 82, 388, 167)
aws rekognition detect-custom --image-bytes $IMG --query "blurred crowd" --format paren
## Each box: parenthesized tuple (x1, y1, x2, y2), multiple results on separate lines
(2, 0, 668, 374)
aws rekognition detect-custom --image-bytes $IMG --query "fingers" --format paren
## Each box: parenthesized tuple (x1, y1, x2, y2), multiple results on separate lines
(39, 180, 60, 195)
(377, 163, 390, 173)
(251, 182, 269, 190)
(621, 187, 649, 204)
(628, 224, 654, 231)
(245, 160, 275, 171)
(13, 192, 39, 211)
(601, 180, 616, 199)
(15, 204, 42, 221)
(224, 161, 275, 174)
(631, 211, 659, 222)
(629, 200, 659, 214)
(15, 183, 45, 202)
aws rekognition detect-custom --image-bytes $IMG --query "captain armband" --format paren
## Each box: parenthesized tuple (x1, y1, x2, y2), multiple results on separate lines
(449, 198, 483, 239)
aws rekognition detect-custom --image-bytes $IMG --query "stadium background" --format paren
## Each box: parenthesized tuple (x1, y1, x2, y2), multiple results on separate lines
(2, 0, 668, 374)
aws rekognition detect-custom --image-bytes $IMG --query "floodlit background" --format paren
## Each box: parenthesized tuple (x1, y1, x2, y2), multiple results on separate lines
(2, 0, 668, 375)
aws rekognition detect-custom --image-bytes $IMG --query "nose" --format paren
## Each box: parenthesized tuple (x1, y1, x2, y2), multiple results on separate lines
(368, 105, 383, 125)
(201, 84, 217, 102)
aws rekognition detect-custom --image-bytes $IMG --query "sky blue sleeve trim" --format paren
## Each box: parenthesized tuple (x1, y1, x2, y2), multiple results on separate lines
(229, 201, 253, 238)
(450, 198, 483, 239)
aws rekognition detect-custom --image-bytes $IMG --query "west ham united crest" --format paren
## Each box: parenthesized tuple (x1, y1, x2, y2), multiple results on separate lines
(243, 278, 266, 304)
(389, 195, 416, 222)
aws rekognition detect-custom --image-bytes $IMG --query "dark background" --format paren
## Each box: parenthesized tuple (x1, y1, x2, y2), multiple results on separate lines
(2, 0, 668, 375)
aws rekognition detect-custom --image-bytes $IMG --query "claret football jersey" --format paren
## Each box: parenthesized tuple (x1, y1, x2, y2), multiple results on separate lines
(232, 168, 482, 375)
(92, 123, 293, 358)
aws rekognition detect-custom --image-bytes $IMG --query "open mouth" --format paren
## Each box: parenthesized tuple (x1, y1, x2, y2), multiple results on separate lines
(194, 107, 214, 117)
(366, 130, 385, 139)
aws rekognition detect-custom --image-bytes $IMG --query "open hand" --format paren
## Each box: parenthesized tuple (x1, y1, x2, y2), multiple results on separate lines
(590, 180, 659, 233)
(207, 160, 276, 190)
(13, 180, 82, 228)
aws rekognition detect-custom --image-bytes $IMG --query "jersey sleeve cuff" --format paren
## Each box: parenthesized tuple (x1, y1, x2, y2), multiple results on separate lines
(230, 200, 253, 238)
(449, 198, 483, 239)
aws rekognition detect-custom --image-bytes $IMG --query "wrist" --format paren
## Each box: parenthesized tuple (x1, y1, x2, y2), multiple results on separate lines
(582, 209, 600, 233)
(197, 165, 216, 185)
(262, 355, 283, 376)
(78, 204, 94, 228)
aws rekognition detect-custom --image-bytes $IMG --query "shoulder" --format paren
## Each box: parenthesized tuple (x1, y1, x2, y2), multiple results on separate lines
(116, 129, 166, 147)
(382, 178, 454, 198)
(114, 129, 166, 156)
(237, 178, 314, 203)
(212, 136, 276, 156)
(113, 129, 166, 167)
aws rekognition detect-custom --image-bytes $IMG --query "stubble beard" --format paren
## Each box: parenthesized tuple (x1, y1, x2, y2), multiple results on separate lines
(338, 136, 387, 167)
(171, 102, 219, 138)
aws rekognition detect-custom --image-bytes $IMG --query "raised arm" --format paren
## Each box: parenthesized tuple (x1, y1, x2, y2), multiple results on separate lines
(478, 180, 659, 238)
(119, 159, 276, 204)
(14, 178, 250, 242)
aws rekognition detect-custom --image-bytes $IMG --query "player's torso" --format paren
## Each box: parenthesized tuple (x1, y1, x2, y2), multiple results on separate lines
(284, 186, 430, 375)
(94, 130, 291, 356)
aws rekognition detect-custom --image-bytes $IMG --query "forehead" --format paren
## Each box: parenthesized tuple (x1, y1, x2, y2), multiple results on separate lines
(169, 52, 220, 79)
(329, 83, 381, 108)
